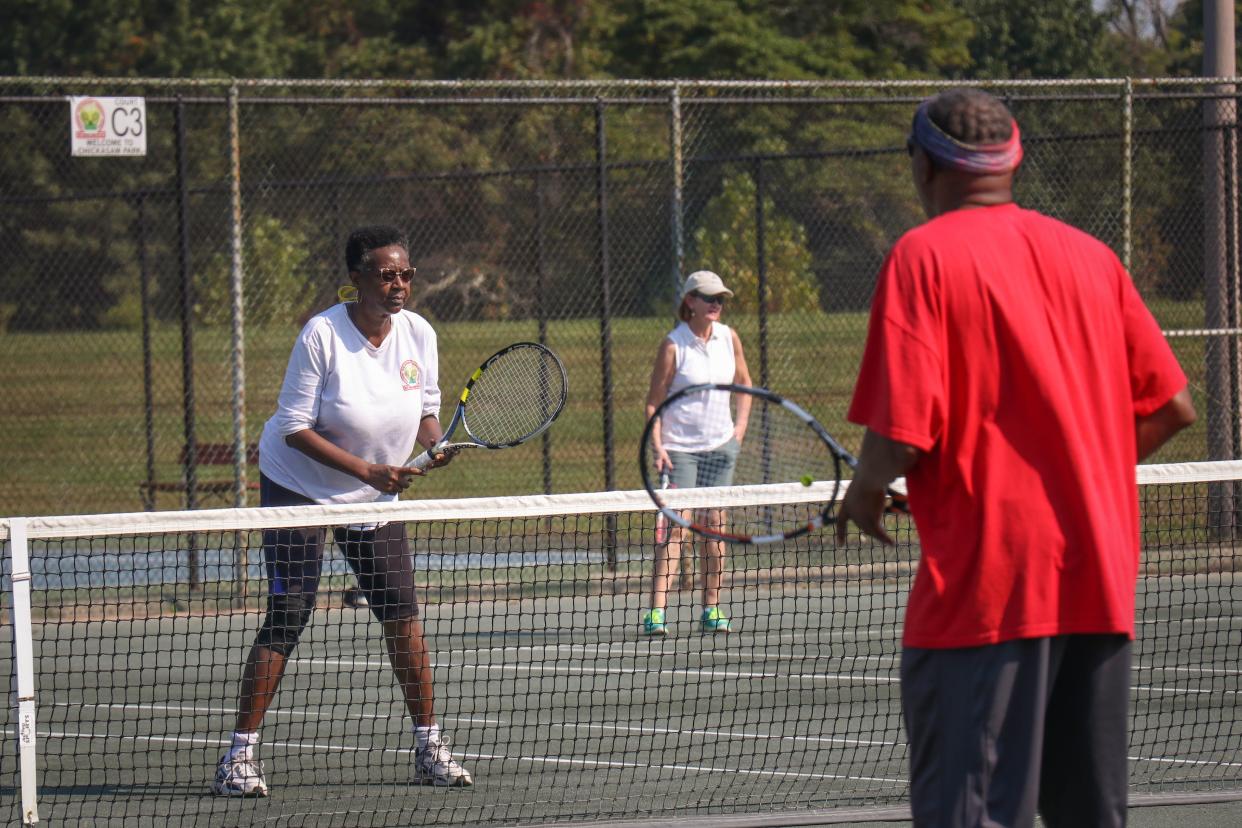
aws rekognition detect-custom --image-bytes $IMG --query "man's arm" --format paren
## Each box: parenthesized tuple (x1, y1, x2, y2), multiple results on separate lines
(835, 429, 921, 546)
(1136, 387, 1196, 462)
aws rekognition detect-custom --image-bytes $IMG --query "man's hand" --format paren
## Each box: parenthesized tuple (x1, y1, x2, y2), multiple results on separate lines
(836, 479, 897, 545)
(834, 430, 920, 547)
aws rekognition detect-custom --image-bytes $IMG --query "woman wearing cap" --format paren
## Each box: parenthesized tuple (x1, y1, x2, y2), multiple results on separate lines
(642, 270, 752, 636)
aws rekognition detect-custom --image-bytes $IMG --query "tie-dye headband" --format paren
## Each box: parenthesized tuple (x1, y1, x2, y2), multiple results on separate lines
(909, 100, 1023, 174)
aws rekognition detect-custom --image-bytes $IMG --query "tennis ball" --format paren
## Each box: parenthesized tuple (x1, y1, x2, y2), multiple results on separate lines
(800, 474, 814, 487)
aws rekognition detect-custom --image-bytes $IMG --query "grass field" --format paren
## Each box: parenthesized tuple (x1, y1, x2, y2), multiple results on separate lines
(0, 302, 1223, 517)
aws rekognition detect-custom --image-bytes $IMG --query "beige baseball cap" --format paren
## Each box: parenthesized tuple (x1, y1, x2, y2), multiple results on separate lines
(680, 270, 734, 299)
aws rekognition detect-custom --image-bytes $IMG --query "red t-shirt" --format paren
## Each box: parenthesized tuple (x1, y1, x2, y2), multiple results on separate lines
(848, 203, 1186, 649)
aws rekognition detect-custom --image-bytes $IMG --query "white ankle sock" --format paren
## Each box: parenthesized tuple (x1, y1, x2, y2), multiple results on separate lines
(414, 724, 440, 750)
(226, 730, 260, 762)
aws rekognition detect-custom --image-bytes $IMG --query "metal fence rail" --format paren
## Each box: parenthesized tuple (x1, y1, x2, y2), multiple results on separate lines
(1, 77, 1239, 517)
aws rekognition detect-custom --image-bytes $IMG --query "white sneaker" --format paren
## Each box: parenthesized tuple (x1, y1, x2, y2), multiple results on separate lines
(414, 736, 473, 787)
(212, 754, 269, 797)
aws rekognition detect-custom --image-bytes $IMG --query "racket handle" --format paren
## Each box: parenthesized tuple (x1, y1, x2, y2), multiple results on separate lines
(886, 490, 910, 514)
(410, 448, 436, 470)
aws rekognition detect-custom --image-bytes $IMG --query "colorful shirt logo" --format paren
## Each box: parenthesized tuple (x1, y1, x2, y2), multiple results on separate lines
(400, 359, 421, 391)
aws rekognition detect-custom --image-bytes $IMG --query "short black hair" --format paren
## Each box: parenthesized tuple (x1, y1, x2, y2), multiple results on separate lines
(925, 88, 1014, 146)
(345, 225, 409, 272)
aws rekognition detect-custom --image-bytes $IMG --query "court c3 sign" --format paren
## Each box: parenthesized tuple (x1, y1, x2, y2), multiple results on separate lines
(69, 96, 147, 157)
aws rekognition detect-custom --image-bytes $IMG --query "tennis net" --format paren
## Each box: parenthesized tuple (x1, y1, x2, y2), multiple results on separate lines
(3, 461, 1241, 826)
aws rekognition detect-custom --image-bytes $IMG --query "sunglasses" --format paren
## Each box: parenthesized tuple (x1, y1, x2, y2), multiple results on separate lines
(371, 267, 417, 284)
(691, 291, 727, 305)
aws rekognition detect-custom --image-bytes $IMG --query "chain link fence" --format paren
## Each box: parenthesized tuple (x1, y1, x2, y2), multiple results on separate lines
(1, 77, 1239, 517)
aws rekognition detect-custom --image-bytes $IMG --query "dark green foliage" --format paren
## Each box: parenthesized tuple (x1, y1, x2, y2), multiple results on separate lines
(954, 0, 1106, 79)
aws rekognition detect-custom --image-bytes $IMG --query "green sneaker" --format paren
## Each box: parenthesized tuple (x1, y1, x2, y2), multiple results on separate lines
(701, 606, 731, 634)
(642, 608, 668, 636)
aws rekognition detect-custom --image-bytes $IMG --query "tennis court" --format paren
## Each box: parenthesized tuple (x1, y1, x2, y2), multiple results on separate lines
(4, 465, 1242, 826)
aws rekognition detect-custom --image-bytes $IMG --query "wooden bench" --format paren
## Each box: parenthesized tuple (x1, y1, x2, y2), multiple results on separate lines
(140, 442, 260, 510)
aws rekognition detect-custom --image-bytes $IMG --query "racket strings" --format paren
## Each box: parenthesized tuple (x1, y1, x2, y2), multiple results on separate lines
(643, 388, 841, 539)
(463, 346, 567, 445)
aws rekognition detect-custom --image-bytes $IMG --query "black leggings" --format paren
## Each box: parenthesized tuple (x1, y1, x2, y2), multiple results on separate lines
(254, 474, 420, 654)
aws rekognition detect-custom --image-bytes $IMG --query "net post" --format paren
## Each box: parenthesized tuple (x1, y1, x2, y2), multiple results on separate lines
(8, 518, 41, 825)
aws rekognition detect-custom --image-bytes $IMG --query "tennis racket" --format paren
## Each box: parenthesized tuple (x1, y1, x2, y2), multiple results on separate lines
(409, 342, 568, 470)
(654, 471, 672, 546)
(640, 383, 906, 545)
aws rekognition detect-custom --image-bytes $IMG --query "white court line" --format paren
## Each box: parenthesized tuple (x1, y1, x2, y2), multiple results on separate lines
(446, 628, 898, 644)
(19, 725, 1241, 783)
(302, 654, 1240, 687)
(1133, 663, 1242, 677)
(20, 728, 907, 785)
(24, 725, 1241, 780)
(1137, 615, 1242, 620)
(50, 700, 503, 726)
(300, 657, 902, 685)
(443, 641, 902, 666)
(1132, 684, 1241, 697)
(441, 642, 1239, 681)
(50, 701, 897, 749)
(1131, 754, 1242, 769)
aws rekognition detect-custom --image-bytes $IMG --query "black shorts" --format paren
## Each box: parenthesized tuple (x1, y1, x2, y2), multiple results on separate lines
(259, 474, 420, 622)
(901, 634, 1130, 828)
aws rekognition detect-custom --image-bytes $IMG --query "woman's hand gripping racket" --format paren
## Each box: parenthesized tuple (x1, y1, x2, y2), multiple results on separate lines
(409, 342, 568, 470)
(640, 383, 906, 545)
(654, 471, 672, 546)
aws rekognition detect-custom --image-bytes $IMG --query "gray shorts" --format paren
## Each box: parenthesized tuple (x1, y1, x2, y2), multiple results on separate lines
(667, 437, 740, 488)
(901, 634, 1130, 828)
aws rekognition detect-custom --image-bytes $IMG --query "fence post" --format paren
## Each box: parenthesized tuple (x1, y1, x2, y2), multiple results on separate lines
(174, 97, 199, 510)
(595, 97, 618, 569)
(227, 83, 248, 511)
(175, 96, 201, 590)
(754, 156, 769, 390)
(227, 83, 250, 602)
(534, 171, 553, 495)
(755, 157, 774, 492)
(669, 83, 685, 299)
(1122, 78, 1133, 273)
(136, 194, 157, 511)
(1203, 7, 1240, 534)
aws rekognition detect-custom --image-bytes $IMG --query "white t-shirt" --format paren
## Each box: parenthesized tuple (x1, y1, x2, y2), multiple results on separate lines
(258, 303, 441, 504)
(661, 321, 736, 452)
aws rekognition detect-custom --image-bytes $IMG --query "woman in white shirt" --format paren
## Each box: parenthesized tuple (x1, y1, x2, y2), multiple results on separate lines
(213, 226, 472, 797)
(642, 270, 752, 636)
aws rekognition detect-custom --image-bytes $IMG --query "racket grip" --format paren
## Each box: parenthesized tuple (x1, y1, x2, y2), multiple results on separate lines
(886, 490, 910, 514)
(410, 448, 436, 470)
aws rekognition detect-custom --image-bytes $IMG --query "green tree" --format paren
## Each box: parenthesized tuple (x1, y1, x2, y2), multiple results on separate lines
(691, 173, 820, 314)
(1158, 0, 1242, 76)
(608, 0, 973, 79)
(4, 0, 980, 81)
(954, 0, 1106, 78)
(2, 0, 304, 77)
(196, 215, 310, 327)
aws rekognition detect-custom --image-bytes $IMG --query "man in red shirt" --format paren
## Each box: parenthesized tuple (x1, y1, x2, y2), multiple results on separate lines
(837, 88, 1196, 827)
